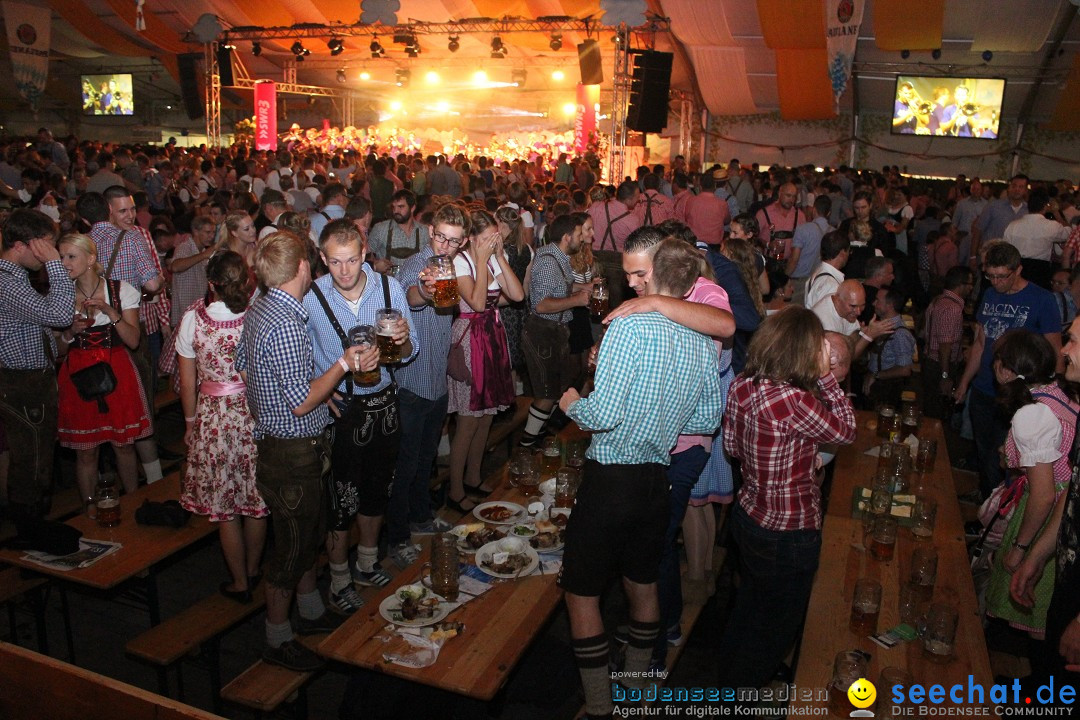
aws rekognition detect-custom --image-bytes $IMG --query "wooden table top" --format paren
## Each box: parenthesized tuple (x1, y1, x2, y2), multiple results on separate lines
(0, 474, 214, 590)
(318, 470, 565, 701)
(790, 412, 994, 710)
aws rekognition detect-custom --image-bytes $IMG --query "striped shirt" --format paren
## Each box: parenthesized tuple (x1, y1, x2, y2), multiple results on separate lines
(236, 288, 329, 439)
(302, 267, 417, 396)
(566, 312, 725, 466)
(0, 259, 75, 369)
(395, 246, 452, 401)
(528, 244, 573, 323)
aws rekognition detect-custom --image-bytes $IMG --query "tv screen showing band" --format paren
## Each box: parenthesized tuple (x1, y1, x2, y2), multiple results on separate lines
(81, 73, 135, 116)
(892, 76, 1005, 139)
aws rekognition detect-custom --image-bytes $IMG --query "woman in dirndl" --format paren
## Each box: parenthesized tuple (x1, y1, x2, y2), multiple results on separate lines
(445, 209, 525, 513)
(56, 233, 152, 504)
(177, 251, 266, 602)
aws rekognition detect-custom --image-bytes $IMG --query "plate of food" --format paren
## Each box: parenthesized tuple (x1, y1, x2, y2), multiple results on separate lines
(379, 584, 451, 627)
(475, 538, 540, 579)
(528, 518, 565, 552)
(473, 501, 525, 525)
(449, 523, 501, 553)
(506, 523, 538, 539)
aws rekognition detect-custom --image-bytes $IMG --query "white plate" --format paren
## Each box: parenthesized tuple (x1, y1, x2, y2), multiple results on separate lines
(505, 523, 538, 539)
(474, 540, 540, 579)
(378, 590, 451, 627)
(472, 501, 526, 525)
(528, 532, 565, 553)
(450, 524, 499, 554)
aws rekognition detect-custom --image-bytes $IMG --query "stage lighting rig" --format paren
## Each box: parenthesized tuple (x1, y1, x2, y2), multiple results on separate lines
(337, 68, 347, 83)
(448, 35, 460, 52)
(251, 42, 262, 57)
(490, 35, 507, 59)
(550, 33, 562, 51)
(370, 36, 385, 58)
(328, 38, 345, 56)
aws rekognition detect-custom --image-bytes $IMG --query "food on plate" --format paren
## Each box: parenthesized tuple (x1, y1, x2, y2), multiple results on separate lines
(395, 584, 440, 621)
(534, 519, 557, 534)
(529, 529, 564, 549)
(548, 510, 570, 527)
(511, 524, 537, 537)
(478, 504, 517, 522)
(464, 527, 500, 550)
(481, 550, 532, 575)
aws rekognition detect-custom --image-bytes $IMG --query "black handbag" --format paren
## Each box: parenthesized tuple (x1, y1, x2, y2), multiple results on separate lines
(69, 361, 118, 413)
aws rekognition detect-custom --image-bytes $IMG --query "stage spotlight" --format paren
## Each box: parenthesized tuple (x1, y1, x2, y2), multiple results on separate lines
(931, 48, 941, 60)
(550, 33, 562, 51)
(425, 71, 440, 84)
(370, 36, 385, 58)
(328, 38, 344, 56)
(551, 69, 565, 82)
(562, 102, 576, 117)
(436, 101, 450, 113)
(360, 71, 371, 81)
(252, 42, 262, 57)
(308, 95, 316, 106)
(982, 50, 993, 62)
(405, 34, 421, 58)
(473, 69, 488, 84)
(490, 36, 507, 59)
(900, 49, 910, 59)
(395, 68, 411, 87)
(291, 41, 305, 56)
(336, 68, 346, 83)
(448, 35, 460, 53)
(390, 101, 402, 111)
(512, 69, 527, 87)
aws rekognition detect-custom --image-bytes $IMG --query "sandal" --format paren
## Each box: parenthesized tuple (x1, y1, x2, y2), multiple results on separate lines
(463, 482, 494, 498)
(445, 493, 476, 515)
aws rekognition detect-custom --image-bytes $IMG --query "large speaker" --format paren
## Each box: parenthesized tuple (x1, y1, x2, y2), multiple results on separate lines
(626, 50, 673, 134)
(216, 45, 235, 87)
(177, 53, 204, 120)
(577, 40, 603, 85)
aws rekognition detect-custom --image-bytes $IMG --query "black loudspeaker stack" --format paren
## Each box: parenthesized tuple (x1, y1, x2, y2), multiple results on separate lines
(578, 40, 604, 86)
(177, 53, 204, 120)
(626, 50, 673, 134)
(216, 45, 235, 87)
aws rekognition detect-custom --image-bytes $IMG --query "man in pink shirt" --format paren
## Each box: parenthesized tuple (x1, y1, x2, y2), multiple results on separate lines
(755, 182, 802, 260)
(684, 173, 730, 246)
(635, 173, 673, 227)
(588, 180, 642, 308)
(671, 173, 693, 224)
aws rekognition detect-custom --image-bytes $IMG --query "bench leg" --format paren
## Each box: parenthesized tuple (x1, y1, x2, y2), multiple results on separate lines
(27, 585, 49, 656)
(293, 685, 309, 720)
(207, 637, 223, 715)
(157, 665, 171, 698)
(6, 601, 17, 645)
(57, 584, 75, 663)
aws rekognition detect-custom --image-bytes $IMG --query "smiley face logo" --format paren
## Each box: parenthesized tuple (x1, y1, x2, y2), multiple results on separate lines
(847, 678, 877, 710)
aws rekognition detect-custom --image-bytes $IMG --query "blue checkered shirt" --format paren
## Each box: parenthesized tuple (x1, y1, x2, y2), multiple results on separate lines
(89, 221, 158, 289)
(302, 267, 417, 396)
(0, 259, 75, 369)
(528, 244, 573, 322)
(566, 312, 725, 466)
(236, 288, 329, 439)
(395, 246, 452, 401)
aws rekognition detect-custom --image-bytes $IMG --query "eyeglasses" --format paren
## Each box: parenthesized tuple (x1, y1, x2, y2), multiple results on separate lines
(984, 270, 1015, 281)
(432, 231, 465, 247)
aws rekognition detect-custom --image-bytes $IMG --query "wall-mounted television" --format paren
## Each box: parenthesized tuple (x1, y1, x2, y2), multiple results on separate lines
(892, 76, 1005, 139)
(81, 74, 134, 116)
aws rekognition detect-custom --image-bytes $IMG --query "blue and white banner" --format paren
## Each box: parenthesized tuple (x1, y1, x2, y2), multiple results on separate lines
(826, 0, 864, 110)
(2, 1, 50, 110)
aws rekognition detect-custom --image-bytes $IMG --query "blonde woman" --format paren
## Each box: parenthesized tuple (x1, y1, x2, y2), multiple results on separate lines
(56, 233, 151, 501)
(224, 210, 258, 267)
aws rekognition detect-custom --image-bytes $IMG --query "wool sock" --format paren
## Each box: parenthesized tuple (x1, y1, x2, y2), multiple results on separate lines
(142, 460, 163, 484)
(523, 404, 552, 437)
(265, 619, 293, 648)
(296, 589, 326, 620)
(329, 561, 351, 594)
(623, 619, 660, 686)
(572, 633, 613, 716)
(355, 545, 379, 573)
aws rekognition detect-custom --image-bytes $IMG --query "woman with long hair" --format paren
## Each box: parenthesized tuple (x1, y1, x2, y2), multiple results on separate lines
(56, 233, 152, 501)
(177, 251, 265, 602)
(985, 330, 1079, 664)
(494, 205, 531, 375)
(729, 213, 770, 296)
(446, 209, 525, 512)
(716, 307, 856, 690)
(721, 235, 767, 320)
(224, 210, 258, 268)
(568, 211, 602, 382)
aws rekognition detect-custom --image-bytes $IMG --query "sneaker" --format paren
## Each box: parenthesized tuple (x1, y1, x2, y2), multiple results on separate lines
(329, 585, 365, 615)
(666, 624, 684, 647)
(410, 517, 454, 535)
(389, 542, 422, 568)
(351, 562, 392, 587)
(612, 624, 630, 645)
(262, 639, 325, 672)
(295, 612, 346, 636)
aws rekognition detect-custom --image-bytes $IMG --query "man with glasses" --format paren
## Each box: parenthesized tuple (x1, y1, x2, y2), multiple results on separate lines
(389, 205, 469, 565)
(953, 242, 1061, 499)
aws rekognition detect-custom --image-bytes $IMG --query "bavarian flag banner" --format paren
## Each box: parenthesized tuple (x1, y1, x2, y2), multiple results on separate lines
(826, 0, 864, 110)
(2, 1, 50, 110)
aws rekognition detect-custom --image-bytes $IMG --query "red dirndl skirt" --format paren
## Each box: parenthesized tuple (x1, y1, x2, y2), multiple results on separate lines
(58, 345, 153, 450)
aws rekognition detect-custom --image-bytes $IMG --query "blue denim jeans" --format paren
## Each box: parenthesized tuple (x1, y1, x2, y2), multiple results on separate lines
(969, 386, 1008, 498)
(715, 504, 821, 691)
(388, 390, 448, 545)
(655, 446, 709, 658)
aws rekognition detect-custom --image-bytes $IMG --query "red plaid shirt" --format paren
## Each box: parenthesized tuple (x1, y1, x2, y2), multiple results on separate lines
(924, 289, 964, 364)
(723, 373, 856, 531)
(1064, 225, 1080, 266)
(131, 225, 171, 333)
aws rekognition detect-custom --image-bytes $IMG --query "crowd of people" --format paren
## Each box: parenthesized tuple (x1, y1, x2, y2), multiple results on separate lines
(3, 126, 1080, 716)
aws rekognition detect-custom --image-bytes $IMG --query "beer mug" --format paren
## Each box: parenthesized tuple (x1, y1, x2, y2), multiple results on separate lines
(912, 496, 937, 539)
(589, 277, 610, 321)
(422, 533, 460, 602)
(871, 516, 897, 561)
(375, 308, 403, 364)
(878, 667, 913, 717)
(540, 437, 562, 477)
(347, 325, 380, 386)
(427, 254, 459, 308)
(914, 438, 938, 474)
(555, 468, 580, 509)
(828, 650, 868, 717)
(876, 405, 898, 440)
(909, 545, 938, 603)
(849, 578, 882, 636)
(922, 602, 958, 661)
(509, 448, 539, 494)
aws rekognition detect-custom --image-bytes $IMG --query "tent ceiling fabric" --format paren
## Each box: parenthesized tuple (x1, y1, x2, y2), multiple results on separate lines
(970, 0, 1058, 53)
(871, 0, 944, 51)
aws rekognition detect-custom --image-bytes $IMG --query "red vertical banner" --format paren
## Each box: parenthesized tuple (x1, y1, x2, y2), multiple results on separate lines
(574, 83, 600, 154)
(254, 80, 278, 151)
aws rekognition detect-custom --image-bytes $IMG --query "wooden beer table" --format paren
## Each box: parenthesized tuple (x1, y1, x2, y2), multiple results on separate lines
(0, 473, 214, 625)
(318, 470, 565, 701)
(790, 412, 993, 710)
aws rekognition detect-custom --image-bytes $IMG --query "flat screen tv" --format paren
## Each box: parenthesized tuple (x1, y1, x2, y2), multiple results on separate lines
(81, 73, 134, 116)
(892, 76, 1005, 139)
